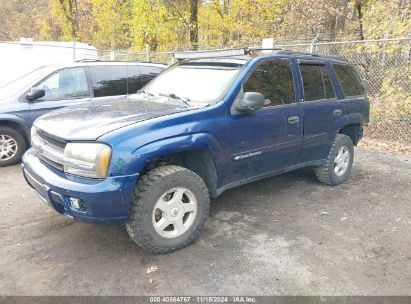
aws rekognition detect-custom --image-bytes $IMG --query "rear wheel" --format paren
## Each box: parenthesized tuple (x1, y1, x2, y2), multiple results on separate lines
(315, 134, 354, 186)
(126, 165, 210, 253)
(0, 126, 26, 167)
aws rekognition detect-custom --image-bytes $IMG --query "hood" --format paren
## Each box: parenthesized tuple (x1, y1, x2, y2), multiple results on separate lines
(34, 96, 191, 140)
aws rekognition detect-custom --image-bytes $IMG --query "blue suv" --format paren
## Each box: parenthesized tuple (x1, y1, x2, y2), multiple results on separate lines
(22, 49, 369, 253)
(0, 61, 165, 166)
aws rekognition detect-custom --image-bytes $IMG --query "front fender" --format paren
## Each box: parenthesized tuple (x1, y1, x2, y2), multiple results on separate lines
(0, 114, 31, 139)
(109, 132, 228, 183)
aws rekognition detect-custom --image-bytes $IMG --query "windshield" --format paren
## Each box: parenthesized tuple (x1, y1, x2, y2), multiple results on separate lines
(0, 66, 55, 99)
(143, 60, 244, 104)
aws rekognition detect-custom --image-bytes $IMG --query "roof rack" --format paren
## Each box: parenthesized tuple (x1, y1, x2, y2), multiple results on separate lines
(172, 47, 311, 60)
(172, 47, 345, 61)
(248, 47, 288, 52)
(173, 48, 249, 60)
(75, 59, 101, 62)
(249, 48, 345, 61)
(248, 48, 318, 56)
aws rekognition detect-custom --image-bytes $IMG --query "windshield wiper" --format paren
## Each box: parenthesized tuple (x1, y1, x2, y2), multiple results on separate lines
(159, 93, 191, 107)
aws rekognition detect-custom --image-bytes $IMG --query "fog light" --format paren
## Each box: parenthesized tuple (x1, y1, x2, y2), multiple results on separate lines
(69, 197, 86, 211)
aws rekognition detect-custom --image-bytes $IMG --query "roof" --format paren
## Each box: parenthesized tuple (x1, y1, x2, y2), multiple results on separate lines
(74, 60, 168, 67)
(267, 49, 348, 64)
(44, 61, 168, 70)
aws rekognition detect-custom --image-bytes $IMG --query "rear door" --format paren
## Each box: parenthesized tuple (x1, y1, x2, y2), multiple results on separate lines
(227, 58, 303, 182)
(297, 61, 341, 163)
(28, 67, 92, 123)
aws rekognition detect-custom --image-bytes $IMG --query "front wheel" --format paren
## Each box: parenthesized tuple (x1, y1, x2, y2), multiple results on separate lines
(315, 134, 354, 186)
(126, 165, 210, 253)
(0, 126, 26, 167)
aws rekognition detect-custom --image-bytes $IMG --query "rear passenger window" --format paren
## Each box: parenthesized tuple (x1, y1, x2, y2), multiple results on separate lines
(333, 64, 365, 97)
(300, 64, 335, 101)
(127, 65, 164, 94)
(127, 65, 144, 94)
(243, 60, 295, 107)
(138, 65, 164, 85)
(321, 66, 336, 99)
(89, 65, 128, 97)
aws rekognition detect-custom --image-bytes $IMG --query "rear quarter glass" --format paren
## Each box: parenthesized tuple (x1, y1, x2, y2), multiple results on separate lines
(332, 64, 365, 97)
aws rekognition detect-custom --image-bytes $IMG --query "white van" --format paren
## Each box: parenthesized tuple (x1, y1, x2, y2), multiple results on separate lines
(0, 40, 98, 87)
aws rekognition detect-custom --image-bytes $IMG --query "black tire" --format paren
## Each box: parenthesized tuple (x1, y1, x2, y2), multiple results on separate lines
(0, 126, 26, 167)
(126, 165, 210, 253)
(315, 134, 354, 186)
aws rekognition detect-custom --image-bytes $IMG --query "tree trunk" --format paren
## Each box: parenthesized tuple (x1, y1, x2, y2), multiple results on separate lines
(189, 0, 198, 50)
(58, 0, 78, 39)
(355, 0, 365, 40)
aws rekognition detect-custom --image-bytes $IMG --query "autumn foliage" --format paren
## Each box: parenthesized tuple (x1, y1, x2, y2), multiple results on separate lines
(0, 0, 409, 51)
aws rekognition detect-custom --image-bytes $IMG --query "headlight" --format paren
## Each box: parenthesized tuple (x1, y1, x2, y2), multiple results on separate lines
(63, 143, 112, 178)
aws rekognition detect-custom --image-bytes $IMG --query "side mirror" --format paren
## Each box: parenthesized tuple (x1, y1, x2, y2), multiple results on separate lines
(238, 92, 265, 111)
(26, 88, 45, 101)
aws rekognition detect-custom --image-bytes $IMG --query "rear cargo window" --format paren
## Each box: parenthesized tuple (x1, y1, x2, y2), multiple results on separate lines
(332, 64, 365, 97)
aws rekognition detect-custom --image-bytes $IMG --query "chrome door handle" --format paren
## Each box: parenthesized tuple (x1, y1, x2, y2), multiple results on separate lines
(333, 109, 342, 116)
(287, 116, 300, 124)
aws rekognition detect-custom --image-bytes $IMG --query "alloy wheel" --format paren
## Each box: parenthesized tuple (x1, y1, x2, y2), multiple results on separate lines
(152, 187, 198, 238)
(0, 134, 18, 161)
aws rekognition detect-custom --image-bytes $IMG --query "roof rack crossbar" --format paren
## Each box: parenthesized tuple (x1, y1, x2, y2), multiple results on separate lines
(75, 59, 101, 62)
(248, 47, 287, 52)
(173, 48, 248, 60)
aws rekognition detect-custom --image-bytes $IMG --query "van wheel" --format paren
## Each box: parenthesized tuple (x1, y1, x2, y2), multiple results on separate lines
(126, 165, 210, 253)
(315, 134, 354, 186)
(0, 126, 26, 167)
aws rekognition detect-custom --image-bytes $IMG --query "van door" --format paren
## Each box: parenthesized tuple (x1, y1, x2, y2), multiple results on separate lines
(88, 65, 128, 100)
(227, 58, 303, 183)
(29, 67, 92, 123)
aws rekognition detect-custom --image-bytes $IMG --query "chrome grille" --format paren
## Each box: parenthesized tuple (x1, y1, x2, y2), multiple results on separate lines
(32, 128, 66, 171)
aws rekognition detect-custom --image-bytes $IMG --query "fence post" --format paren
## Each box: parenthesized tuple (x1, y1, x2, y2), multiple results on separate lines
(145, 44, 150, 62)
(309, 33, 320, 53)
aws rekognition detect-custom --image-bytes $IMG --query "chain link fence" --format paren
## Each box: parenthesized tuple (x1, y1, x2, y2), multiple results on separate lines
(273, 38, 411, 144)
(1, 38, 410, 144)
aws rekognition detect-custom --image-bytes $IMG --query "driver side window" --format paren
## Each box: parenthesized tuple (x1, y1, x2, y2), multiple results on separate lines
(243, 60, 295, 107)
(33, 67, 90, 101)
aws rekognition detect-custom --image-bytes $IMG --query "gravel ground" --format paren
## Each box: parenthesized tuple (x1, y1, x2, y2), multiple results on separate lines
(0, 148, 410, 296)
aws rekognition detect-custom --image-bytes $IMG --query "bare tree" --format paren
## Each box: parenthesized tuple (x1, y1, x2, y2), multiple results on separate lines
(189, 0, 198, 50)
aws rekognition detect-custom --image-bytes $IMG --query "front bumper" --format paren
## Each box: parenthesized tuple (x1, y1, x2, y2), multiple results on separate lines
(22, 148, 138, 224)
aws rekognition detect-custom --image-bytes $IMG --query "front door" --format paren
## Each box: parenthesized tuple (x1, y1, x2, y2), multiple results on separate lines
(29, 67, 92, 123)
(227, 58, 303, 183)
